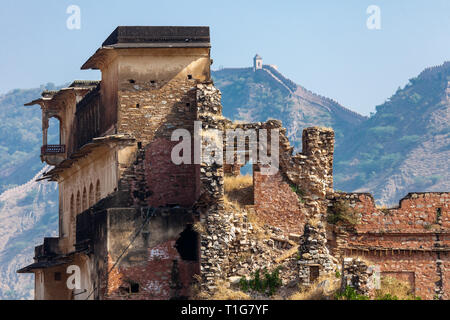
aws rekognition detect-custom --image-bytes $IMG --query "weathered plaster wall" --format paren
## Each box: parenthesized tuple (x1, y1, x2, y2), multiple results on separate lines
(40, 265, 72, 300)
(59, 146, 118, 252)
(102, 208, 199, 300)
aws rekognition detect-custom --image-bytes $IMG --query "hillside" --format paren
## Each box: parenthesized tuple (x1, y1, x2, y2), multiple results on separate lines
(0, 85, 60, 300)
(334, 62, 450, 204)
(213, 66, 366, 149)
(0, 83, 62, 193)
(0, 167, 58, 299)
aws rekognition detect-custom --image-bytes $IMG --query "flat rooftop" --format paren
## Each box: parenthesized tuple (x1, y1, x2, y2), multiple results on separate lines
(102, 26, 210, 48)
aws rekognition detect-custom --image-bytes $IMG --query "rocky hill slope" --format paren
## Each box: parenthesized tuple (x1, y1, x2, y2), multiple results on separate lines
(334, 62, 450, 204)
(0, 83, 61, 194)
(0, 166, 58, 299)
(0, 84, 60, 300)
(213, 66, 366, 149)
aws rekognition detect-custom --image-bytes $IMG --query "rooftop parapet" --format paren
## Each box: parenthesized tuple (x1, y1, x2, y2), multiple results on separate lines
(82, 26, 210, 70)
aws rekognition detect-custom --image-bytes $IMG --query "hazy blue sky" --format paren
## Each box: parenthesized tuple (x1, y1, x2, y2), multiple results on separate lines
(0, 0, 449, 115)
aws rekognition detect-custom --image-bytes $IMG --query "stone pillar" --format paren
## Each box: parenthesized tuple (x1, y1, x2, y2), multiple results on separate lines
(196, 83, 229, 292)
(301, 127, 334, 193)
(42, 113, 49, 146)
(297, 220, 336, 286)
(340, 257, 375, 297)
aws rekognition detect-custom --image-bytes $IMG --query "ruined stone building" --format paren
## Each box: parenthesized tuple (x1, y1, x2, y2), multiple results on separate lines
(18, 26, 449, 300)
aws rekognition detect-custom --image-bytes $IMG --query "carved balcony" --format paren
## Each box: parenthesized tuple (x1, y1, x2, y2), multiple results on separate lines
(41, 144, 66, 154)
(41, 145, 66, 165)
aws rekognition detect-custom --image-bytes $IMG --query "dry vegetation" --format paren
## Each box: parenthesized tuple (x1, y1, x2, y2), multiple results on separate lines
(274, 244, 299, 264)
(307, 216, 321, 228)
(223, 174, 254, 208)
(193, 221, 206, 234)
(375, 276, 418, 300)
(223, 174, 269, 240)
(376, 205, 393, 216)
(289, 274, 340, 300)
(193, 279, 251, 300)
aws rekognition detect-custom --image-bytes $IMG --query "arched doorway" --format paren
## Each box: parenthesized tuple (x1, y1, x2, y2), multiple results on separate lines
(89, 183, 94, 207)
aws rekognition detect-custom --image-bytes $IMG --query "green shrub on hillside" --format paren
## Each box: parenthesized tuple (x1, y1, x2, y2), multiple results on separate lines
(369, 126, 397, 136)
(239, 267, 282, 296)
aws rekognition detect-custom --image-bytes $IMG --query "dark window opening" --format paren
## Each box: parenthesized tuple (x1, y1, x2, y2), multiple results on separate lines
(118, 286, 129, 295)
(128, 79, 135, 84)
(119, 281, 140, 294)
(137, 142, 142, 149)
(130, 282, 140, 293)
(150, 80, 155, 84)
(187, 74, 193, 80)
(310, 266, 319, 283)
(136, 103, 140, 108)
(186, 103, 190, 107)
(175, 224, 199, 261)
(437, 208, 442, 223)
(54, 272, 62, 281)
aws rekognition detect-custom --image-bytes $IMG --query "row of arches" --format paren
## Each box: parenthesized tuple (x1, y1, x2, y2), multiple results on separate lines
(68, 180, 101, 241)
(70, 180, 101, 215)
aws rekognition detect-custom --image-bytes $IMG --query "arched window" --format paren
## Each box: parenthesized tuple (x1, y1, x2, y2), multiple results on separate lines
(89, 183, 94, 207)
(82, 187, 87, 211)
(95, 180, 101, 202)
(70, 194, 75, 239)
(76, 191, 81, 213)
(47, 116, 62, 145)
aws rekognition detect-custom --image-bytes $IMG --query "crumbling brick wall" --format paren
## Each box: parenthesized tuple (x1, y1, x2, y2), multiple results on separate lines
(331, 192, 449, 233)
(253, 168, 306, 234)
(338, 250, 446, 300)
(144, 139, 198, 207)
(117, 78, 199, 207)
(279, 127, 334, 200)
(252, 125, 335, 234)
(106, 241, 199, 300)
(328, 192, 449, 300)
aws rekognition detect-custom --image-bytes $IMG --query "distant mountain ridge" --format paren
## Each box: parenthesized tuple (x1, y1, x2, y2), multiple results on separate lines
(212, 65, 366, 150)
(335, 61, 450, 204)
(263, 64, 366, 123)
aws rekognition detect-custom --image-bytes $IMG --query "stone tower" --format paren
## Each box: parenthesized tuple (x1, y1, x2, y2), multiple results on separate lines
(253, 54, 263, 71)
